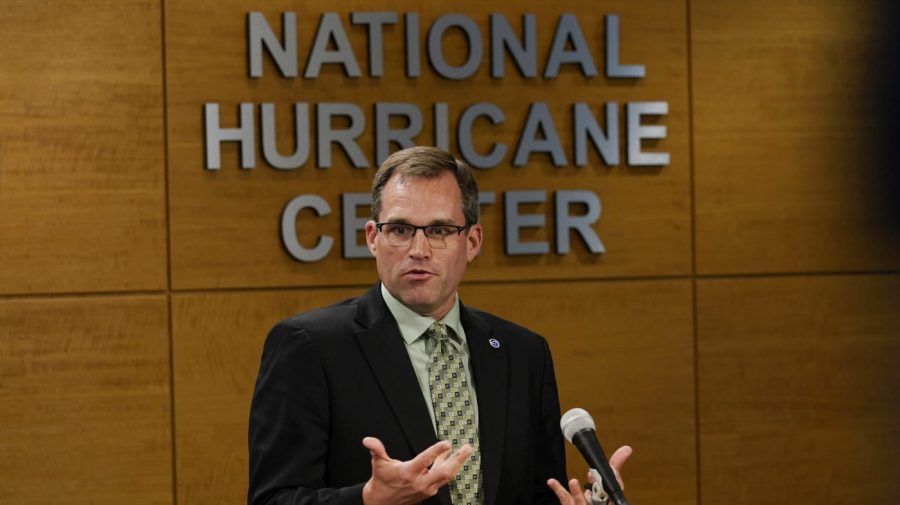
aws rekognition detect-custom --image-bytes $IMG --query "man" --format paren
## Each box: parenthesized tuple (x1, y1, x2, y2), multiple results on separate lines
(248, 147, 629, 505)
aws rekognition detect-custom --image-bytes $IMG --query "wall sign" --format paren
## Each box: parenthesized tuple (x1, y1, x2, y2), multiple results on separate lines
(201, 12, 670, 262)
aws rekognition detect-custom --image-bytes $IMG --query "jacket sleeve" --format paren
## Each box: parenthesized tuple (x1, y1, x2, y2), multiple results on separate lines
(248, 321, 365, 505)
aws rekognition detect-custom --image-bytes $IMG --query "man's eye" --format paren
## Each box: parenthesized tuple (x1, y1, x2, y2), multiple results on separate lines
(391, 225, 413, 236)
(428, 226, 452, 237)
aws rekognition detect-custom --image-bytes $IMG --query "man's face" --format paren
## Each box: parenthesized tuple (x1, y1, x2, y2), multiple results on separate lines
(365, 171, 482, 319)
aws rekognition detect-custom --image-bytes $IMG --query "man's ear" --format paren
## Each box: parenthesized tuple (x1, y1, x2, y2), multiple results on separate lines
(365, 220, 378, 256)
(465, 224, 483, 262)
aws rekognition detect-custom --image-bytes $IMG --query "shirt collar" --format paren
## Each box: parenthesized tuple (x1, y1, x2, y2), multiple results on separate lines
(380, 283, 465, 345)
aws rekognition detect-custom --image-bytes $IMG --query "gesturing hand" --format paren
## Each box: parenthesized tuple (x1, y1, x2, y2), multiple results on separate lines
(547, 445, 633, 505)
(361, 436, 474, 505)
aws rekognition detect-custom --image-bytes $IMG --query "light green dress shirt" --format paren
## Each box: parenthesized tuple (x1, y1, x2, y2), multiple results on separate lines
(380, 283, 479, 433)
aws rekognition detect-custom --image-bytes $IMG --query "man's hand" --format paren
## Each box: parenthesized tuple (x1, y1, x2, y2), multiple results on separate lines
(361, 436, 474, 505)
(547, 445, 633, 505)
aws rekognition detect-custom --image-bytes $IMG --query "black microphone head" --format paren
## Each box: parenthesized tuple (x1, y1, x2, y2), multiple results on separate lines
(560, 407, 596, 443)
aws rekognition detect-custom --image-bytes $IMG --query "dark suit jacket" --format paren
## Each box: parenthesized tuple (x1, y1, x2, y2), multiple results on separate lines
(248, 284, 566, 505)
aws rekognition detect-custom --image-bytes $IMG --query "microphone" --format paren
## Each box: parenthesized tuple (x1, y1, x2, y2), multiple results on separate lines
(560, 408, 630, 505)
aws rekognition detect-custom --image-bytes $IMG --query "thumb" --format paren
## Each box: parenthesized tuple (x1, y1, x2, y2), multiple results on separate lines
(609, 445, 633, 489)
(609, 445, 632, 472)
(362, 437, 388, 460)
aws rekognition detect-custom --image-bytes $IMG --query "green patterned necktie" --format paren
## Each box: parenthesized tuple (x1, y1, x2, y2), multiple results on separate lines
(426, 321, 482, 505)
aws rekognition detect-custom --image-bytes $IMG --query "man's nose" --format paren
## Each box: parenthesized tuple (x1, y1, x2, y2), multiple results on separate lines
(408, 229, 431, 257)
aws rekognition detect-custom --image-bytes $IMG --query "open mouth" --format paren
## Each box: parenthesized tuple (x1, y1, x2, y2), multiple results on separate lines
(404, 269, 433, 280)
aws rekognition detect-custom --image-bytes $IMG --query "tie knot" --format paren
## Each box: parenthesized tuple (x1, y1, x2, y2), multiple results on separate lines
(427, 321, 449, 343)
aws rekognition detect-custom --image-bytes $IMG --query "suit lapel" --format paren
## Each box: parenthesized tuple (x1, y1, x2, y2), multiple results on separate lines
(353, 285, 438, 459)
(462, 304, 508, 505)
(353, 285, 451, 505)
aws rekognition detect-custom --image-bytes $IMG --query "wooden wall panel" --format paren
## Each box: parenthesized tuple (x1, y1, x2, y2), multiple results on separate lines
(461, 279, 696, 505)
(0, 296, 172, 505)
(697, 275, 900, 505)
(0, 0, 166, 294)
(172, 279, 695, 505)
(166, 0, 690, 289)
(171, 287, 363, 505)
(4, 3, 895, 505)
(691, 0, 900, 274)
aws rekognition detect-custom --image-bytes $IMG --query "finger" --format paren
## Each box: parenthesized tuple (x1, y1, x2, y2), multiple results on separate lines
(431, 444, 475, 477)
(609, 445, 633, 472)
(449, 443, 474, 464)
(431, 442, 470, 467)
(362, 437, 389, 461)
(567, 478, 587, 505)
(609, 445, 634, 470)
(609, 445, 633, 489)
(407, 440, 453, 472)
(427, 443, 473, 482)
(546, 478, 574, 505)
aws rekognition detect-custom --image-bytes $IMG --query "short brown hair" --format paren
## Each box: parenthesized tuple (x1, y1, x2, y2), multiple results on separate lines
(371, 147, 479, 226)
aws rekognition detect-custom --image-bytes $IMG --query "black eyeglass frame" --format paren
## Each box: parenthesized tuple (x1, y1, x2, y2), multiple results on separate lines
(374, 222, 469, 244)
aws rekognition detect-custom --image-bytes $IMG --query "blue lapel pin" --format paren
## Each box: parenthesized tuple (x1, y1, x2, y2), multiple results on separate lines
(489, 338, 500, 349)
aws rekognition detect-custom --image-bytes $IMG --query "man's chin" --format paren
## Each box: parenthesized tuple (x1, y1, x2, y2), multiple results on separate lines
(400, 296, 436, 314)
(397, 291, 441, 316)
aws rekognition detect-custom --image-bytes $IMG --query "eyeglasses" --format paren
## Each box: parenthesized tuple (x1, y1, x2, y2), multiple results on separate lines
(375, 222, 468, 249)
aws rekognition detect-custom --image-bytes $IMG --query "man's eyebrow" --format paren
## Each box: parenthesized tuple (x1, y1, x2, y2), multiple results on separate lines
(383, 218, 457, 226)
